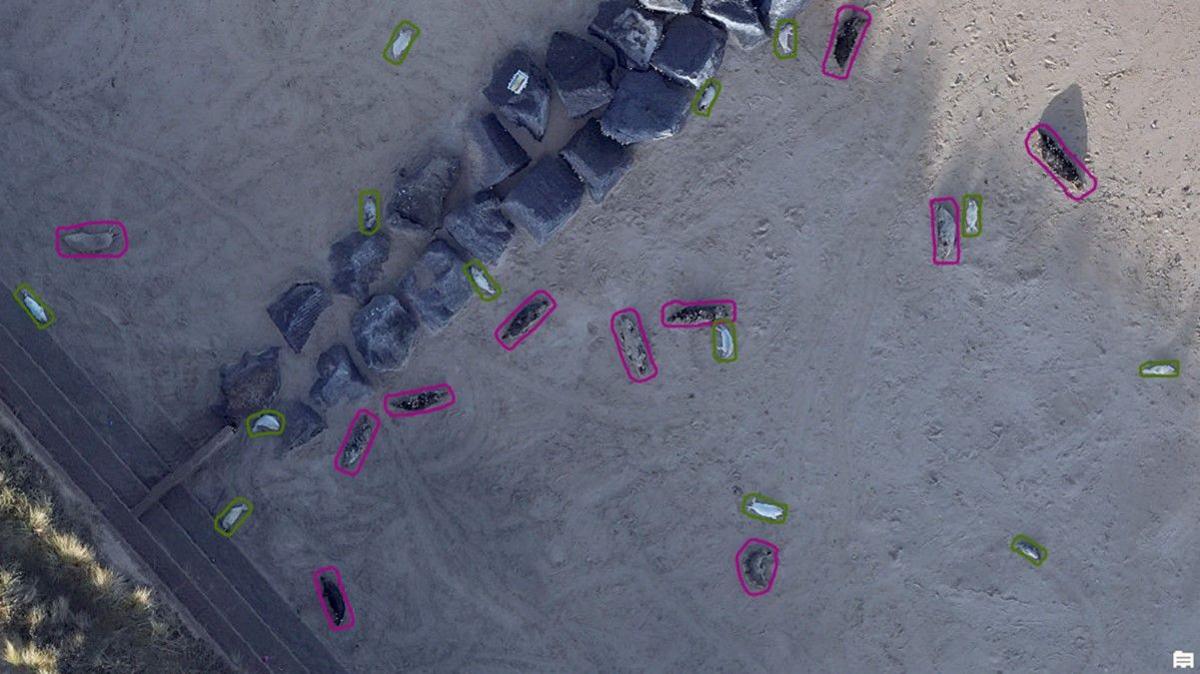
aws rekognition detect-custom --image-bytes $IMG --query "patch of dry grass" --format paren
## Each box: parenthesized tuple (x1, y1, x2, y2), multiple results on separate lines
(0, 427, 231, 673)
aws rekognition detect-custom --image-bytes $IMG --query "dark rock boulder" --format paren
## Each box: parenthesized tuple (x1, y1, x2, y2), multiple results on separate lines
(600, 69, 693, 144)
(546, 32, 615, 118)
(699, 0, 766, 49)
(465, 114, 530, 189)
(385, 155, 460, 231)
(651, 14, 727, 87)
(351, 295, 418, 372)
(328, 229, 390, 304)
(265, 399, 326, 456)
(267, 282, 331, 353)
(640, 0, 695, 14)
(756, 0, 813, 32)
(589, 0, 665, 71)
(501, 157, 585, 246)
(217, 347, 281, 425)
(561, 120, 634, 202)
(309, 344, 371, 408)
(483, 50, 552, 141)
(442, 190, 514, 264)
(398, 240, 472, 332)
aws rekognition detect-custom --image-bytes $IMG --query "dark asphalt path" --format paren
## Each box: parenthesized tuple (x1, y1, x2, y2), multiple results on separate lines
(0, 282, 349, 674)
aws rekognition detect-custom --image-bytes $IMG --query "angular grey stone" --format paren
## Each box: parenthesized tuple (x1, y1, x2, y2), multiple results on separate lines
(398, 240, 472, 332)
(385, 155, 460, 231)
(328, 229, 390, 304)
(443, 190, 514, 264)
(589, 0, 665, 71)
(483, 50, 551, 141)
(273, 399, 326, 455)
(561, 119, 634, 203)
(600, 69, 693, 145)
(756, 0, 813, 31)
(217, 347, 280, 425)
(465, 114, 530, 189)
(651, 15, 727, 87)
(351, 295, 418, 372)
(501, 157, 585, 246)
(699, 0, 767, 49)
(546, 32, 615, 118)
(309, 344, 371, 408)
(639, 0, 695, 14)
(266, 282, 331, 354)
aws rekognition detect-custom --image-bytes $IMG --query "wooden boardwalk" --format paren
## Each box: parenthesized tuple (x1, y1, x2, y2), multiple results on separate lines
(0, 284, 348, 674)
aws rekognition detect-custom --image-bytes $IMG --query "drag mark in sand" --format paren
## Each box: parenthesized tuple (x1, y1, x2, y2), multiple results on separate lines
(735, 538, 780, 597)
(1024, 122, 1098, 202)
(610, 307, 658, 384)
(54, 220, 130, 259)
(929, 196, 961, 266)
(820, 5, 872, 80)
(383, 383, 456, 419)
(494, 290, 557, 351)
(312, 565, 355, 631)
(659, 298, 738, 329)
(332, 408, 381, 477)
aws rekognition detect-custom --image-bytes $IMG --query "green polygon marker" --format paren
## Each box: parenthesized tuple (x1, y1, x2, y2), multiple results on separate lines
(12, 283, 56, 330)
(961, 193, 983, 238)
(772, 19, 799, 60)
(357, 188, 382, 236)
(711, 318, 738, 364)
(462, 258, 501, 302)
(213, 497, 254, 538)
(1138, 359, 1180, 378)
(692, 78, 722, 118)
(244, 409, 286, 438)
(1009, 534, 1047, 567)
(740, 492, 788, 524)
(382, 20, 420, 66)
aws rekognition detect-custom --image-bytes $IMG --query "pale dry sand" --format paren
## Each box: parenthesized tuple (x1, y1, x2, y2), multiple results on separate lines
(3, 0, 1200, 671)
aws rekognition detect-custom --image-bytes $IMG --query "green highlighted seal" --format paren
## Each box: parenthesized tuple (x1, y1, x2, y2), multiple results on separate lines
(357, 188, 382, 236)
(961, 193, 983, 238)
(13, 284, 55, 330)
(213, 497, 254, 538)
(772, 19, 799, 60)
(383, 21, 420, 66)
(463, 258, 501, 302)
(245, 409, 285, 438)
(1009, 534, 1047, 567)
(1139, 359, 1180, 378)
(740, 492, 788, 524)
(711, 318, 737, 364)
(692, 78, 722, 118)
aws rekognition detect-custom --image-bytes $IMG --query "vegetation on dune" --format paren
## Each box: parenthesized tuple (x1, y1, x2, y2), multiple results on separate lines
(0, 427, 230, 674)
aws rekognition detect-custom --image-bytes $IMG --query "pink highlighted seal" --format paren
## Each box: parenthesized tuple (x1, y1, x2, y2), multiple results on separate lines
(332, 409, 381, 477)
(494, 289, 557, 351)
(54, 220, 129, 260)
(735, 538, 780, 598)
(929, 196, 962, 266)
(382, 383, 456, 419)
(820, 5, 872, 80)
(1024, 122, 1098, 202)
(659, 298, 738, 329)
(311, 565, 355, 632)
(610, 307, 659, 384)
